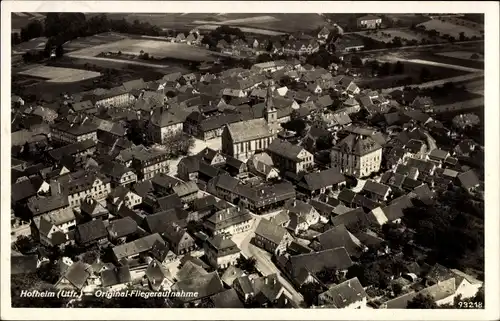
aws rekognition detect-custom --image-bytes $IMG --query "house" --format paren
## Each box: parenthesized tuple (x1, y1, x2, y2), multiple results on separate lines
(47, 139, 96, 165)
(279, 247, 353, 288)
(331, 134, 383, 178)
(285, 199, 321, 227)
(32, 215, 75, 248)
(457, 170, 481, 192)
(267, 139, 314, 174)
(233, 273, 285, 307)
(100, 161, 137, 187)
(203, 234, 241, 269)
(170, 272, 225, 306)
(144, 207, 188, 232)
(148, 109, 184, 144)
(79, 196, 109, 221)
(221, 265, 246, 287)
(107, 217, 138, 242)
(162, 223, 196, 255)
(145, 259, 172, 291)
(172, 181, 199, 204)
(361, 180, 392, 202)
(317, 26, 330, 41)
(253, 218, 293, 255)
(428, 148, 451, 163)
(318, 277, 368, 308)
(101, 266, 132, 289)
(247, 152, 280, 180)
(296, 168, 346, 197)
(209, 288, 245, 308)
(221, 118, 276, 161)
(204, 206, 254, 236)
(55, 261, 91, 291)
(315, 225, 365, 257)
(51, 118, 98, 144)
(411, 96, 434, 111)
(283, 38, 320, 56)
(75, 218, 108, 246)
(121, 145, 169, 181)
(106, 186, 142, 213)
(334, 34, 365, 53)
(251, 60, 287, 73)
(111, 233, 164, 262)
(56, 170, 112, 208)
(368, 203, 405, 226)
(356, 15, 382, 29)
(27, 193, 70, 218)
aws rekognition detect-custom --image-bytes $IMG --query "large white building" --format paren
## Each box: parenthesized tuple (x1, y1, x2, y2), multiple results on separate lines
(330, 134, 382, 178)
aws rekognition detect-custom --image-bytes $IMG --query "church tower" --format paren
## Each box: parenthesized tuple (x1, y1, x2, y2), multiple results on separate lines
(264, 85, 277, 125)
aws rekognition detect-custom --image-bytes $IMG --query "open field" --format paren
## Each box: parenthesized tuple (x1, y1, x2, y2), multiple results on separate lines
(108, 13, 325, 33)
(17, 65, 102, 83)
(435, 51, 483, 61)
(67, 38, 218, 62)
(356, 29, 435, 44)
(417, 19, 482, 38)
(12, 37, 48, 55)
(384, 14, 431, 26)
(195, 24, 286, 36)
(64, 32, 128, 52)
(193, 15, 279, 25)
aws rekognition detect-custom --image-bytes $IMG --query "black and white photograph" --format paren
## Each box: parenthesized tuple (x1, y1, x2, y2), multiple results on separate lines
(2, 1, 498, 320)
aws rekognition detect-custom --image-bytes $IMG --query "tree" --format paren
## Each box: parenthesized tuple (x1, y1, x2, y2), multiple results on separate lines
(459, 32, 466, 42)
(393, 61, 405, 74)
(367, 60, 380, 76)
(379, 62, 392, 76)
(163, 132, 195, 158)
(407, 293, 438, 309)
(420, 67, 431, 82)
(316, 267, 343, 285)
(81, 249, 100, 264)
(12, 32, 21, 45)
(391, 37, 403, 47)
(55, 44, 64, 58)
(20, 20, 44, 42)
(256, 53, 273, 63)
(300, 282, 323, 307)
(11, 274, 68, 308)
(14, 235, 37, 254)
(350, 55, 363, 67)
(236, 255, 258, 274)
(282, 119, 306, 135)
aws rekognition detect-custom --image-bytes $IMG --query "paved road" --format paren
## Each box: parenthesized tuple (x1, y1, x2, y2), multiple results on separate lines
(380, 72, 483, 94)
(349, 40, 484, 54)
(423, 130, 437, 152)
(235, 214, 304, 306)
(11, 224, 31, 242)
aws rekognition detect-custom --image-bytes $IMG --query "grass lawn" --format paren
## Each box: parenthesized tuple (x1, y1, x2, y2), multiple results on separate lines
(417, 19, 482, 38)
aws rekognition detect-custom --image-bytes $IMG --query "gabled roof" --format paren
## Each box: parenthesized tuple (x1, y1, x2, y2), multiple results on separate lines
(320, 277, 367, 308)
(331, 207, 368, 228)
(226, 118, 272, 143)
(299, 168, 346, 191)
(101, 266, 131, 287)
(112, 233, 164, 260)
(254, 219, 288, 245)
(62, 261, 91, 290)
(172, 272, 224, 302)
(289, 247, 353, 277)
(317, 224, 364, 257)
(334, 134, 382, 156)
(107, 217, 138, 239)
(458, 170, 480, 190)
(267, 138, 307, 162)
(210, 288, 244, 308)
(145, 208, 188, 233)
(76, 218, 108, 244)
(362, 180, 391, 197)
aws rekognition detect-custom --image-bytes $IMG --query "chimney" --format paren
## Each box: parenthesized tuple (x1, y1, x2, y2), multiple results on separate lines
(265, 277, 268, 285)
(273, 278, 276, 285)
(284, 298, 288, 304)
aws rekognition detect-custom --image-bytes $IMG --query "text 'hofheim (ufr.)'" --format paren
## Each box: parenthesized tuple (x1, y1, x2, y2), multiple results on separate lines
(19, 289, 200, 300)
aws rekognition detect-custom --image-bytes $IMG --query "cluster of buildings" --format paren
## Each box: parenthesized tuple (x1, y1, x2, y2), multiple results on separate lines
(11, 26, 484, 309)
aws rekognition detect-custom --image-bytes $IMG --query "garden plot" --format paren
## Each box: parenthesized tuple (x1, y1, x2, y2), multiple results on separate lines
(417, 19, 482, 38)
(357, 29, 433, 43)
(17, 65, 101, 83)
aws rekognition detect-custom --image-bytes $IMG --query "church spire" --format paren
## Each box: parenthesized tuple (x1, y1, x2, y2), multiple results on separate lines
(266, 84, 275, 111)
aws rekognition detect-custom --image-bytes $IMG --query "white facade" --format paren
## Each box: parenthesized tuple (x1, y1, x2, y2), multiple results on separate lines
(331, 148, 382, 178)
(68, 179, 111, 208)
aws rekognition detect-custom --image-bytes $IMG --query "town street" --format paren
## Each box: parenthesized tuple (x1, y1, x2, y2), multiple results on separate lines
(232, 211, 305, 306)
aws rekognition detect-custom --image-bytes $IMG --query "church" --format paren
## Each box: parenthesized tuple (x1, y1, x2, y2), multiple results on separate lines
(221, 86, 279, 161)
